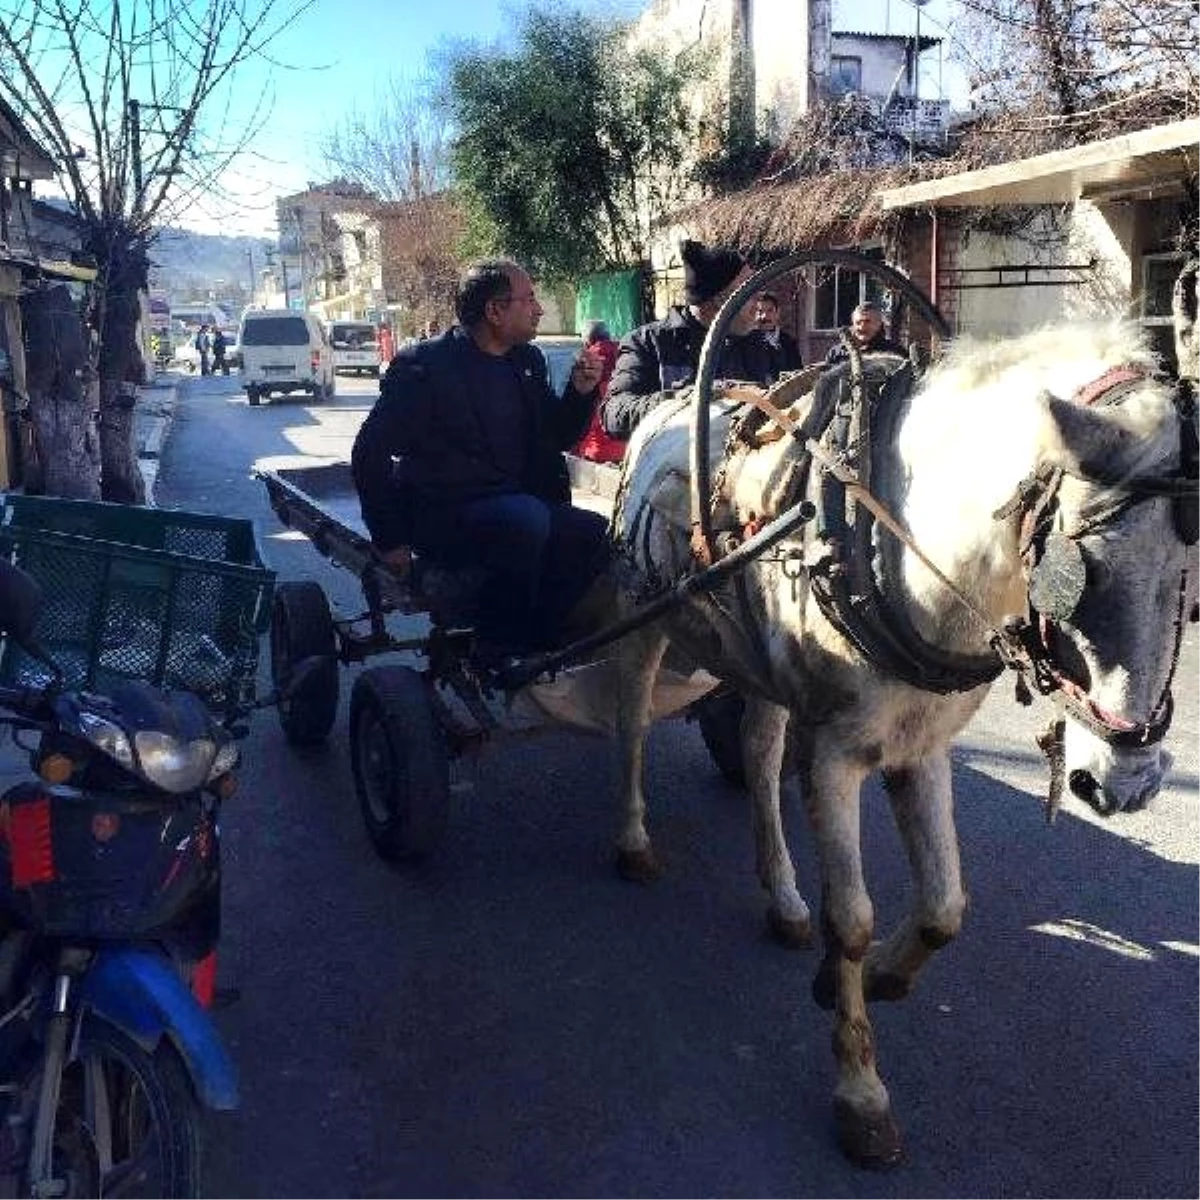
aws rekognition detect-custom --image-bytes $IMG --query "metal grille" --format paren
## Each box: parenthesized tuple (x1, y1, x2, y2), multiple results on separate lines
(0, 498, 273, 717)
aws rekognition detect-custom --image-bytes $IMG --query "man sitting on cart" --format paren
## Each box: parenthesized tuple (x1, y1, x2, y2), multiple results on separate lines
(352, 257, 609, 665)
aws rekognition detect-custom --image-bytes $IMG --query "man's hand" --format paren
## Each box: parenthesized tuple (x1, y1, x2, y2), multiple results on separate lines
(1173, 258, 1198, 384)
(569, 347, 604, 394)
(380, 545, 413, 577)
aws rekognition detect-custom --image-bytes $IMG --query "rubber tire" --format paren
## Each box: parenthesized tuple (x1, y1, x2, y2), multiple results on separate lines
(65, 1016, 203, 1198)
(271, 580, 339, 746)
(694, 690, 748, 788)
(350, 666, 449, 863)
(247, 387, 262, 406)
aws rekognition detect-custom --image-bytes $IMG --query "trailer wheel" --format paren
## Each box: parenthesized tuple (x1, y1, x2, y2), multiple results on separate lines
(350, 666, 449, 863)
(271, 580, 339, 746)
(693, 690, 747, 788)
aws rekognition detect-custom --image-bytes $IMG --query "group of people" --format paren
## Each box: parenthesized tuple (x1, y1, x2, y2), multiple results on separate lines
(192, 324, 230, 376)
(351, 241, 908, 663)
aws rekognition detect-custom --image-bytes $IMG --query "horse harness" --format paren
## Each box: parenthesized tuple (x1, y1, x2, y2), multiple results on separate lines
(694, 350, 1198, 784)
(993, 364, 1197, 753)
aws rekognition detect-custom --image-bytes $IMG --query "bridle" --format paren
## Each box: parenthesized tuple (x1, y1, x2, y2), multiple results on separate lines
(995, 365, 1198, 749)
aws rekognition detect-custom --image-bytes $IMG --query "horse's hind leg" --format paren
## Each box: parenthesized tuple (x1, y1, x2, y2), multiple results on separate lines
(743, 694, 811, 947)
(612, 623, 670, 882)
(864, 753, 966, 1002)
(807, 755, 904, 1167)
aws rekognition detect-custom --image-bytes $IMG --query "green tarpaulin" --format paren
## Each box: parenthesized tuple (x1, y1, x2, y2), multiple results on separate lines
(574, 269, 642, 339)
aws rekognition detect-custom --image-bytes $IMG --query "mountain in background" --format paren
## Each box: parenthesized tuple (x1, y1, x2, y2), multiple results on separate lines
(148, 226, 276, 303)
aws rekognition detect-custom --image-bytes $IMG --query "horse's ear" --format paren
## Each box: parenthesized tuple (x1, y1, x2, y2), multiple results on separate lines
(1039, 390, 1146, 478)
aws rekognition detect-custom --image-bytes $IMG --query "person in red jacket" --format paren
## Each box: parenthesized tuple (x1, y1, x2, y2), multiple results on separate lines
(572, 320, 624, 463)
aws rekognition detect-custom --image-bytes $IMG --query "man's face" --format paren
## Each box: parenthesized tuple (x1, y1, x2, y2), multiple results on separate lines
(851, 307, 883, 345)
(754, 298, 780, 332)
(489, 268, 544, 346)
(695, 263, 757, 334)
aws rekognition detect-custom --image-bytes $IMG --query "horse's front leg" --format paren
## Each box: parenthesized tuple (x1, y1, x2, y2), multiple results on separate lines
(807, 754, 904, 1168)
(612, 623, 670, 882)
(864, 753, 966, 1002)
(742, 694, 811, 947)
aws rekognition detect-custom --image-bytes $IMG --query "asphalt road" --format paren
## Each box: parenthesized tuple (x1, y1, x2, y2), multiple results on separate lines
(156, 371, 1198, 1199)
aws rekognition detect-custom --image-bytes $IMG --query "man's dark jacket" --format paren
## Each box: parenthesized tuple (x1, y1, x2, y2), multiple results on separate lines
(601, 306, 775, 440)
(759, 328, 803, 380)
(352, 327, 595, 553)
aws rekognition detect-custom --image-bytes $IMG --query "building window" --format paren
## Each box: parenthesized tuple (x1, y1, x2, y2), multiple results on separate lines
(830, 56, 862, 96)
(812, 248, 886, 331)
(1141, 251, 1185, 374)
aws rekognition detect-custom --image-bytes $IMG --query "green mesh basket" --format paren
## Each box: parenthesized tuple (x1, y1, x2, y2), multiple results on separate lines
(0, 496, 275, 717)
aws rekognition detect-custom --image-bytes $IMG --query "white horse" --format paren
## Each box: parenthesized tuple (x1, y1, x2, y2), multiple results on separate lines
(607, 319, 1198, 1166)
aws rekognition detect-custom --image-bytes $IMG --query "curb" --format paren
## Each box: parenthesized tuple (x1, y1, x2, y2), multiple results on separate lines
(136, 374, 180, 506)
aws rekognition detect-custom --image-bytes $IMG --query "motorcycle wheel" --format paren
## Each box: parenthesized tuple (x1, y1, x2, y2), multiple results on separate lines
(350, 666, 449, 863)
(58, 1017, 202, 1198)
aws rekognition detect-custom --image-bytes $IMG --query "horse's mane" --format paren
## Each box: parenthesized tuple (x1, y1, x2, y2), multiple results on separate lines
(898, 320, 1169, 575)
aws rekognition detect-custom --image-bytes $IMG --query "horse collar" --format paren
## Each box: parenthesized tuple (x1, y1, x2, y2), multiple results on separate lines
(1072, 364, 1146, 408)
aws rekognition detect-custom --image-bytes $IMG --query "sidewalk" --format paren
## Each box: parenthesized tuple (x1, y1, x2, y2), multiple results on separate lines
(134, 371, 182, 505)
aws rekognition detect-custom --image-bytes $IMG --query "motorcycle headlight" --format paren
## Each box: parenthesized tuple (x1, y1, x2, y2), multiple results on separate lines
(76, 711, 135, 770)
(133, 731, 217, 794)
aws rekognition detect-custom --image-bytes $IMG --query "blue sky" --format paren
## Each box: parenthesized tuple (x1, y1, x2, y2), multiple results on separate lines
(184, 0, 965, 239)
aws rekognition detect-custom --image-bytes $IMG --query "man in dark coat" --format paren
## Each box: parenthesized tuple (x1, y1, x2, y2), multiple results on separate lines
(352, 258, 608, 658)
(601, 239, 773, 440)
(753, 291, 803, 380)
(823, 300, 906, 366)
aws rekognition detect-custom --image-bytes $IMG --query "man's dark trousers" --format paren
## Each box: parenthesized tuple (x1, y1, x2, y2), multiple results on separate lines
(417, 493, 608, 652)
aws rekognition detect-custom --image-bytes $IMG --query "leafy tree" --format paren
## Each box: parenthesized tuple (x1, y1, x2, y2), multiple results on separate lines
(445, 6, 708, 282)
(0, 0, 297, 501)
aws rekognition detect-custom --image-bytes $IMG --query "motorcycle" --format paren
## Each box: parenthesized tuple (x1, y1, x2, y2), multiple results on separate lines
(0, 558, 239, 1197)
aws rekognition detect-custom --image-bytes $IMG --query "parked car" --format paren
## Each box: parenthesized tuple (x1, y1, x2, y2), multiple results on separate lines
(533, 334, 584, 394)
(238, 308, 335, 406)
(327, 320, 379, 376)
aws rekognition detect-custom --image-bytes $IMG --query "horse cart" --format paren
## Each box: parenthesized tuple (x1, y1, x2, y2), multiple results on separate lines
(256, 460, 814, 863)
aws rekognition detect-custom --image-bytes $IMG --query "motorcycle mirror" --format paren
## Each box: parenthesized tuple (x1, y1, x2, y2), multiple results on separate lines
(0, 558, 44, 644)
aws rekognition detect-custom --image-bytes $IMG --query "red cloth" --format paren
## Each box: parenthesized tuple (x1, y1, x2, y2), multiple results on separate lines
(573, 338, 625, 464)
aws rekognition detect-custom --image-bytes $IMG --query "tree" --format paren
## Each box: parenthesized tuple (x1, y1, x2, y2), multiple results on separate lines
(445, 6, 708, 281)
(320, 77, 460, 333)
(955, 0, 1198, 147)
(0, 0, 298, 501)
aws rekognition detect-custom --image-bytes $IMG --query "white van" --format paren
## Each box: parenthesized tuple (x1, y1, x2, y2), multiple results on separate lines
(327, 320, 380, 376)
(238, 308, 335, 406)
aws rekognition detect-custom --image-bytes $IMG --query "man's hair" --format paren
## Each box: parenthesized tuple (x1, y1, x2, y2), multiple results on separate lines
(853, 301, 884, 318)
(758, 292, 779, 307)
(582, 319, 611, 344)
(455, 258, 521, 326)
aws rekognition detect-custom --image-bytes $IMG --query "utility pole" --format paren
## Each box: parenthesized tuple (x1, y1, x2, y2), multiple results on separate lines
(245, 247, 256, 305)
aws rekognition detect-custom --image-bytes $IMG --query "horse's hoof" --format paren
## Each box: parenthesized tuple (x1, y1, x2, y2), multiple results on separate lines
(833, 1098, 904, 1170)
(766, 906, 812, 949)
(616, 847, 662, 883)
(864, 970, 912, 1003)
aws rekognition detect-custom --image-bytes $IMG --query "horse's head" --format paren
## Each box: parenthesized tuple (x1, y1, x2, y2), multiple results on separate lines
(1028, 369, 1198, 815)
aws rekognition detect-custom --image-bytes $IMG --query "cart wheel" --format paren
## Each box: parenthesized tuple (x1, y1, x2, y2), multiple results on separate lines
(350, 666, 449, 863)
(693, 690, 747, 788)
(271, 580, 339, 746)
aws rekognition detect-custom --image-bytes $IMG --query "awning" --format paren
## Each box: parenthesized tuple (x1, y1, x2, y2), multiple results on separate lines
(878, 118, 1199, 210)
